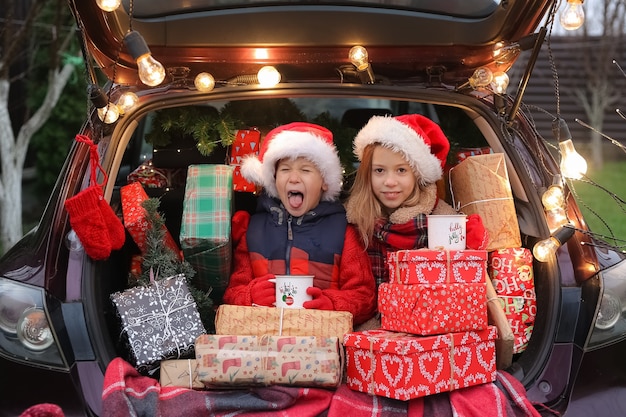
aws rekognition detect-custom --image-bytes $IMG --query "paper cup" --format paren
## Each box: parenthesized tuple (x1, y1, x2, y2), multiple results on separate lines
(272, 275, 314, 308)
(427, 214, 467, 250)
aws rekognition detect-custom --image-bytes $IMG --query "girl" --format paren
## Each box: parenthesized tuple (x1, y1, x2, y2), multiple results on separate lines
(345, 114, 487, 286)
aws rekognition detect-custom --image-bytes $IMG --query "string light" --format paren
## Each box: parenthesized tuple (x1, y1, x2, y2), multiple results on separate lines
(194, 72, 216, 92)
(116, 92, 139, 115)
(123, 31, 166, 87)
(468, 67, 493, 89)
(533, 224, 576, 262)
(96, 0, 121, 12)
(348, 45, 375, 84)
(257, 66, 281, 87)
(89, 85, 120, 124)
(553, 118, 587, 180)
(560, 0, 585, 31)
(490, 72, 510, 95)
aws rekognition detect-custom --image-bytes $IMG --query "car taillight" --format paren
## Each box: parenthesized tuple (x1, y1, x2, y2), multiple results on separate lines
(587, 256, 626, 350)
(0, 278, 66, 369)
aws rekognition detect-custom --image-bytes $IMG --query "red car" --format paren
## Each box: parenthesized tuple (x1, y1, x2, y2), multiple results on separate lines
(1, 0, 625, 415)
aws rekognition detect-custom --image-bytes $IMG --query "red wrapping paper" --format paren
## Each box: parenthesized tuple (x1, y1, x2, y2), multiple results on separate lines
(230, 129, 260, 192)
(344, 327, 497, 400)
(488, 247, 536, 353)
(120, 182, 181, 258)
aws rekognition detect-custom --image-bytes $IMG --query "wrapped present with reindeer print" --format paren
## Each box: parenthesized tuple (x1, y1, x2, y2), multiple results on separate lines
(195, 334, 342, 388)
(380, 249, 488, 335)
(109, 274, 206, 375)
(344, 327, 497, 400)
(180, 164, 234, 296)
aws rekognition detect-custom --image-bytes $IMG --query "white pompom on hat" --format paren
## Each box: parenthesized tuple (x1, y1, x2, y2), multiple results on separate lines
(353, 114, 450, 185)
(240, 122, 343, 201)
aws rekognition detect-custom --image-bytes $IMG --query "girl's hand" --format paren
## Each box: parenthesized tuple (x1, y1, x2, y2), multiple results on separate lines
(303, 287, 333, 310)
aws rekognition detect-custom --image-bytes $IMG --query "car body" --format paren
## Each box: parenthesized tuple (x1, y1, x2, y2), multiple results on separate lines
(2, 0, 626, 415)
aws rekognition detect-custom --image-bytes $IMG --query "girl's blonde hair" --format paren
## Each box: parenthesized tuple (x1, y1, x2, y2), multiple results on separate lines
(347, 144, 422, 247)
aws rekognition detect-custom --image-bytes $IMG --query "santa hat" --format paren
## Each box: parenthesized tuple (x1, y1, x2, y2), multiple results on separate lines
(241, 122, 343, 201)
(353, 114, 450, 185)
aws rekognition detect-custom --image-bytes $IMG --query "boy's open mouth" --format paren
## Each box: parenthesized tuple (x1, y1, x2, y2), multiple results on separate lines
(287, 191, 304, 208)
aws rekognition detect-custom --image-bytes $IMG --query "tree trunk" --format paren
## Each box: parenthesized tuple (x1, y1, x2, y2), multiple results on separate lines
(0, 63, 75, 255)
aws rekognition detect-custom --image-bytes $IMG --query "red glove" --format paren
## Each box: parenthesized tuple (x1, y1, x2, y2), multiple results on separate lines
(303, 287, 333, 310)
(466, 214, 489, 250)
(250, 274, 276, 306)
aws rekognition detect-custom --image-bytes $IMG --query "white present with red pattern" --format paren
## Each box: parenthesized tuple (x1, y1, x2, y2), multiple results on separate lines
(344, 327, 497, 400)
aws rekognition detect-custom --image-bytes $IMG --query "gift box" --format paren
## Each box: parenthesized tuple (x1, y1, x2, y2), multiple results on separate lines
(230, 129, 260, 192)
(127, 159, 186, 189)
(387, 249, 488, 285)
(344, 327, 497, 400)
(159, 359, 204, 389)
(378, 281, 487, 335)
(449, 153, 521, 251)
(180, 164, 234, 294)
(382, 249, 487, 335)
(195, 334, 342, 388)
(121, 182, 181, 257)
(488, 247, 536, 353)
(214, 305, 353, 340)
(110, 274, 206, 374)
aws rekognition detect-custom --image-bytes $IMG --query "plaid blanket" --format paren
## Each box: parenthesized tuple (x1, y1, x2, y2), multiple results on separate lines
(102, 358, 544, 417)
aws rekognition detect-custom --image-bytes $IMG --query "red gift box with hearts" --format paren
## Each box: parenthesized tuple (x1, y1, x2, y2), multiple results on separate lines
(387, 249, 488, 285)
(230, 129, 260, 192)
(488, 247, 536, 353)
(344, 327, 497, 400)
(382, 250, 488, 335)
(378, 281, 487, 335)
(194, 334, 342, 388)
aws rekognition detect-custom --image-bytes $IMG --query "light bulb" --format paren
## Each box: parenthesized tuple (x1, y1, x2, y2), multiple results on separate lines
(349, 46, 369, 71)
(559, 140, 588, 179)
(560, 0, 585, 31)
(490, 72, 509, 95)
(116, 92, 138, 114)
(469, 67, 493, 89)
(257, 66, 281, 87)
(96, 0, 121, 12)
(97, 102, 120, 124)
(553, 118, 587, 180)
(541, 177, 565, 211)
(194, 72, 215, 92)
(546, 207, 569, 232)
(123, 31, 166, 87)
(533, 225, 575, 262)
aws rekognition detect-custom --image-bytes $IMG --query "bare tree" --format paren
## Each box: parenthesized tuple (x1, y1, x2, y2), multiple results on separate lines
(0, 0, 77, 254)
(568, 0, 626, 168)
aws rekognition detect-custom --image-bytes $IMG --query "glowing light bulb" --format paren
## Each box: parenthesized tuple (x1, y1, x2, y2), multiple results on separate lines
(349, 46, 369, 71)
(116, 92, 138, 114)
(553, 118, 587, 180)
(533, 225, 575, 262)
(560, 0, 585, 31)
(491, 72, 510, 95)
(89, 85, 119, 124)
(257, 66, 281, 87)
(559, 140, 588, 179)
(96, 0, 121, 12)
(194, 72, 215, 92)
(123, 31, 166, 87)
(469, 67, 493, 89)
(97, 102, 120, 124)
(541, 176, 565, 211)
(546, 207, 569, 232)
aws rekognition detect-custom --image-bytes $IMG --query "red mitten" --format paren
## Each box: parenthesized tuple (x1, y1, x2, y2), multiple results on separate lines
(250, 274, 276, 306)
(64, 186, 112, 260)
(303, 287, 333, 310)
(19, 403, 64, 417)
(98, 198, 125, 250)
(466, 213, 489, 250)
